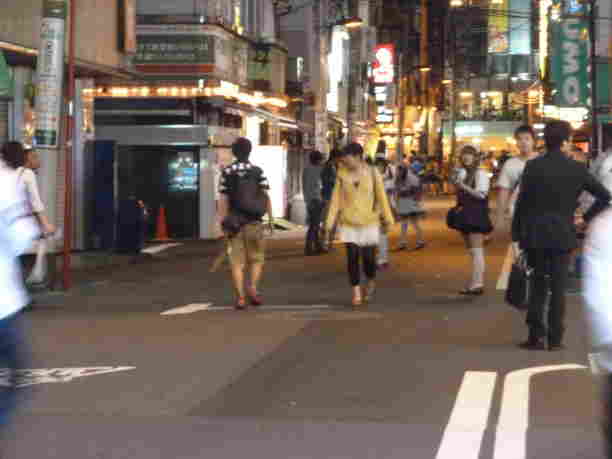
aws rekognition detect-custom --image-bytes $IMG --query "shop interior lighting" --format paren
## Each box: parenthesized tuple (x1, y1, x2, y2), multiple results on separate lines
(336, 16, 364, 28)
(442, 79, 452, 85)
(459, 92, 473, 98)
(450, 0, 464, 6)
(419, 66, 431, 73)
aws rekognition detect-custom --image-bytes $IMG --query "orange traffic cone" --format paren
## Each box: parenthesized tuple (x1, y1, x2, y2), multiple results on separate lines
(154, 206, 171, 242)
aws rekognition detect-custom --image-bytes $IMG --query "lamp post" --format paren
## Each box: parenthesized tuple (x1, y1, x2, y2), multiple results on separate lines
(589, 0, 599, 159)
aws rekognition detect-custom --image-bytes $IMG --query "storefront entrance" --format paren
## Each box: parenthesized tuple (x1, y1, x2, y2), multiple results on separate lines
(118, 145, 200, 239)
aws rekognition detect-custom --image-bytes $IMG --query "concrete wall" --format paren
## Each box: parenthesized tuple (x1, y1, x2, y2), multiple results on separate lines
(0, 0, 124, 70)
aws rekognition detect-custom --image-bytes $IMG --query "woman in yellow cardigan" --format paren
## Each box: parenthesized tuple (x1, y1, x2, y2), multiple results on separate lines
(324, 143, 395, 306)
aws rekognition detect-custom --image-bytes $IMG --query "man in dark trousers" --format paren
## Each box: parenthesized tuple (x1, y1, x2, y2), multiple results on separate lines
(512, 120, 611, 351)
(302, 150, 325, 255)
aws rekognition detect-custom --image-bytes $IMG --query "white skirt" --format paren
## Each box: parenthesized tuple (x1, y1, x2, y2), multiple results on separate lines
(338, 224, 380, 247)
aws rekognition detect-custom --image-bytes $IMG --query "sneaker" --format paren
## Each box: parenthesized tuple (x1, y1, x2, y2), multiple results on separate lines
(415, 242, 426, 250)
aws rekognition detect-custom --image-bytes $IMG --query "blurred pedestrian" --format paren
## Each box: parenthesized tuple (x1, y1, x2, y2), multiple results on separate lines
(320, 148, 340, 251)
(374, 152, 395, 269)
(583, 206, 612, 459)
(218, 138, 273, 310)
(450, 145, 493, 295)
(396, 155, 426, 250)
(324, 143, 394, 307)
(302, 150, 325, 256)
(0, 142, 40, 429)
(513, 121, 611, 350)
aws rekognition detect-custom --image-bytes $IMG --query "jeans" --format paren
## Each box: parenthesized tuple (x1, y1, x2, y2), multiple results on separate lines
(305, 199, 324, 253)
(0, 313, 29, 429)
(525, 249, 571, 345)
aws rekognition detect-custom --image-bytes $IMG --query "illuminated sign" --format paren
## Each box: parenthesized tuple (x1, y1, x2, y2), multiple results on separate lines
(372, 44, 395, 84)
(376, 106, 393, 124)
(552, 15, 589, 107)
(374, 84, 389, 104)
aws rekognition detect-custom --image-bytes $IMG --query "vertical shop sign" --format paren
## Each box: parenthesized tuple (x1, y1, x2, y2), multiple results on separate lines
(552, 16, 589, 107)
(488, 0, 509, 54)
(508, 0, 532, 55)
(0, 51, 12, 99)
(35, 0, 67, 148)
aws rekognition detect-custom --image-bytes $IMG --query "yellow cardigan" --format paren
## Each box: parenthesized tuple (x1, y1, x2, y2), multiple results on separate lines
(325, 164, 395, 231)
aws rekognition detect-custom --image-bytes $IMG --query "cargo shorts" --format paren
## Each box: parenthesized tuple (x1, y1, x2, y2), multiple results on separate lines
(227, 222, 266, 266)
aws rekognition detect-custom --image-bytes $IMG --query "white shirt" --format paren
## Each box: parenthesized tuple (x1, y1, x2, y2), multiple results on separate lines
(497, 156, 527, 191)
(594, 151, 612, 194)
(456, 168, 491, 198)
(0, 166, 40, 318)
(584, 208, 612, 371)
(16, 167, 45, 213)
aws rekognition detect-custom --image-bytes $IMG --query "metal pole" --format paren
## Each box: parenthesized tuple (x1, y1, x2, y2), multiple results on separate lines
(397, 52, 405, 165)
(589, 0, 599, 159)
(450, 10, 457, 162)
(62, 0, 76, 290)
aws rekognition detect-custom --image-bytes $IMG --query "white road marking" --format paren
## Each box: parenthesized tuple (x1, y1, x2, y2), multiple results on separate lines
(0, 367, 136, 387)
(161, 303, 212, 315)
(142, 243, 182, 255)
(493, 364, 587, 459)
(206, 305, 333, 312)
(496, 245, 514, 290)
(435, 371, 497, 459)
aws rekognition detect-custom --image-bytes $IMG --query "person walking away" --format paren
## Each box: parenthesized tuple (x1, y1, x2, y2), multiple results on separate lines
(21, 149, 55, 236)
(396, 155, 426, 250)
(302, 150, 325, 255)
(494, 126, 539, 232)
(0, 150, 40, 431)
(583, 206, 612, 459)
(320, 149, 340, 251)
(324, 143, 394, 307)
(450, 145, 493, 295)
(218, 138, 273, 310)
(374, 152, 395, 269)
(512, 121, 611, 350)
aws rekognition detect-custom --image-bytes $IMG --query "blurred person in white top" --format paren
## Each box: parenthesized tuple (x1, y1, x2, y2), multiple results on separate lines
(0, 141, 40, 427)
(18, 148, 55, 236)
(495, 125, 539, 232)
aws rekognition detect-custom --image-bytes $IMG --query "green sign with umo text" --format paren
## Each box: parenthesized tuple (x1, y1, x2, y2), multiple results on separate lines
(0, 51, 13, 99)
(551, 16, 589, 107)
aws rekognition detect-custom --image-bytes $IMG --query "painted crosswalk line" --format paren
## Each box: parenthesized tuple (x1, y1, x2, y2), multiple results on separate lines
(435, 371, 497, 459)
(0, 367, 136, 387)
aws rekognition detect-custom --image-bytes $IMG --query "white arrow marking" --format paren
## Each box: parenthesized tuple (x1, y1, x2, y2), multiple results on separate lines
(161, 303, 212, 315)
(435, 371, 497, 459)
(142, 243, 182, 255)
(493, 364, 587, 459)
(0, 366, 136, 387)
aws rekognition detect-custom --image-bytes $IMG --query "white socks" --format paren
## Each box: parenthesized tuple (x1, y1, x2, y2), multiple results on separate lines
(470, 247, 485, 289)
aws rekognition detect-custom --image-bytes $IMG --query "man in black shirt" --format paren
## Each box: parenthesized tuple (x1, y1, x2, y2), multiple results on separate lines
(218, 138, 273, 310)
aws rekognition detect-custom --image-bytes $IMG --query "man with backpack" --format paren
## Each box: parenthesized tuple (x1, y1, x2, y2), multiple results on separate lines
(218, 138, 273, 310)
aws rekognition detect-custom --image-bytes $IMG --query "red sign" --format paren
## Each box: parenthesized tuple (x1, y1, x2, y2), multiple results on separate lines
(372, 44, 395, 84)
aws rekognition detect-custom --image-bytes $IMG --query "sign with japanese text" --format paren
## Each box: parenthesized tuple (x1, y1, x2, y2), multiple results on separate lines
(0, 51, 12, 99)
(35, 0, 66, 148)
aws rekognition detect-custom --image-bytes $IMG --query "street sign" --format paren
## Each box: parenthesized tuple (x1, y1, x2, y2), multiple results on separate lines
(35, 0, 67, 148)
(551, 16, 589, 107)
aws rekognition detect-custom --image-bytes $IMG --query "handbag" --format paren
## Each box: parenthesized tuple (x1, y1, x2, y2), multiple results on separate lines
(505, 252, 533, 310)
(446, 205, 465, 231)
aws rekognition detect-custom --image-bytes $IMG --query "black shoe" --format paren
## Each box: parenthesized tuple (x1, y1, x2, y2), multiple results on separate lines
(518, 339, 547, 350)
(459, 287, 484, 296)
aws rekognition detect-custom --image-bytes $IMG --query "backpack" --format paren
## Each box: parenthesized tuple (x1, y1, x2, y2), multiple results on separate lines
(229, 169, 268, 219)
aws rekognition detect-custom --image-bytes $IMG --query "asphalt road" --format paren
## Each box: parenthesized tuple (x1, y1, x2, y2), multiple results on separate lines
(4, 196, 605, 459)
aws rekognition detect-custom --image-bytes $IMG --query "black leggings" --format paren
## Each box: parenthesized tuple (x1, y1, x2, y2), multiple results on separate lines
(345, 243, 377, 286)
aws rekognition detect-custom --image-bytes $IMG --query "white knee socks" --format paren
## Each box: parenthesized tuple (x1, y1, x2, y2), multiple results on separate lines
(470, 247, 485, 289)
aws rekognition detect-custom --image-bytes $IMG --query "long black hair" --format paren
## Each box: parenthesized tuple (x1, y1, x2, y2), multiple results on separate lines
(1, 142, 26, 170)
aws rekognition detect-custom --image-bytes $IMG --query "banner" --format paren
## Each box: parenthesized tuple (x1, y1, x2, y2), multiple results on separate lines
(552, 16, 589, 107)
(0, 51, 12, 99)
(509, 0, 531, 55)
(35, 0, 67, 148)
(488, 0, 508, 54)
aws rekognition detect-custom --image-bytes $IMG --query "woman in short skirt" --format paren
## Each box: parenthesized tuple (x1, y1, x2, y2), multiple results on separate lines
(324, 143, 395, 307)
(450, 145, 493, 295)
(396, 156, 426, 250)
